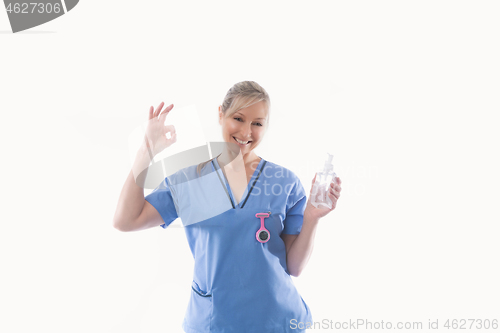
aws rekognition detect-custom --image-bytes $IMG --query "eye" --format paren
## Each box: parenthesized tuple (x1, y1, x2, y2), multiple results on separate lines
(234, 118, 262, 126)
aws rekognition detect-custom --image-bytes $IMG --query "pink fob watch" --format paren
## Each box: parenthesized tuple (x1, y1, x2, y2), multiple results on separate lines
(255, 212, 271, 243)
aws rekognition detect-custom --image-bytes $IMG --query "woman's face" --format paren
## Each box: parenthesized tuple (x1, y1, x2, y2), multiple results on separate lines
(219, 100, 268, 157)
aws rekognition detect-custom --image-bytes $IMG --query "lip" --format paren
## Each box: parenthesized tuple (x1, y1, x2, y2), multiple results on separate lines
(233, 136, 252, 146)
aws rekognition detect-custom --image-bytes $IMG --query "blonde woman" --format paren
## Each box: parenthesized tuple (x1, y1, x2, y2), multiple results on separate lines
(113, 81, 342, 332)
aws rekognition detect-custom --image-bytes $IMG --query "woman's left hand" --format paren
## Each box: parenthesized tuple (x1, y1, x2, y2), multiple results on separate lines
(304, 173, 342, 220)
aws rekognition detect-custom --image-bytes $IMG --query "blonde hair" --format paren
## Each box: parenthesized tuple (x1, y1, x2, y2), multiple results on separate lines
(220, 80, 270, 123)
(196, 81, 271, 175)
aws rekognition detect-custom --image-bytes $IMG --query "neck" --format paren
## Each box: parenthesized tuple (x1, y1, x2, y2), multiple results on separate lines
(218, 146, 258, 170)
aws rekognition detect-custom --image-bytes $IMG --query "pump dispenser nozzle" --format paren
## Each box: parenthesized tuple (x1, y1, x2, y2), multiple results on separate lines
(324, 153, 333, 172)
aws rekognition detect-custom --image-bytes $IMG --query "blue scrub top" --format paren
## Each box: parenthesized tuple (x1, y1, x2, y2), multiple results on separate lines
(145, 155, 313, 332)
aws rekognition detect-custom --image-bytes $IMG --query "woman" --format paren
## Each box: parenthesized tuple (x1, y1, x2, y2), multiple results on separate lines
(113, 81, 342, 332)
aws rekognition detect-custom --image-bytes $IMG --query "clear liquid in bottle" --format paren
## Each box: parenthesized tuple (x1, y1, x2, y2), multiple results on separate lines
(311, 153, 337, 209)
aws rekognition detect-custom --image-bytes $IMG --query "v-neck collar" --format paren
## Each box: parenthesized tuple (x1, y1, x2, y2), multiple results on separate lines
(212, 156, 266, 209)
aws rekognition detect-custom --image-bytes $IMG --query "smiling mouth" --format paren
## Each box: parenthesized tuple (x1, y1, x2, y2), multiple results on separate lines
(233, 136, 252, 145)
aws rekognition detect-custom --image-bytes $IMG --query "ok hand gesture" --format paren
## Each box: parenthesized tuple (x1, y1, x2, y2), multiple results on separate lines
(143, 102, 177, 157)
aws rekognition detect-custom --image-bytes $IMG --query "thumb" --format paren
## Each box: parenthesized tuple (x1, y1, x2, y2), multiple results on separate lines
(309, 173, 317, 195)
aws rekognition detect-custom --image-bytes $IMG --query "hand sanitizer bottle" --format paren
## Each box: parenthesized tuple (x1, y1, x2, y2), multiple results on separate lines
(311, 153, 337, 209)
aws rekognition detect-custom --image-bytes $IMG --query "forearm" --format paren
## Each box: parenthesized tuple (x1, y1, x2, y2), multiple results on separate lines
(113, 142, 153, 230)
(286, 214, 320, 277)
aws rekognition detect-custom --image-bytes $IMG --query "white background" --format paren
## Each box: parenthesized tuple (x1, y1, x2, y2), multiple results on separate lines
(1, 1, 499, 332)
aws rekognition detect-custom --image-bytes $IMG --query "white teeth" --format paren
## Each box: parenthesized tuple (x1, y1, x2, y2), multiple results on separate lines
(234, 137, 250, 144)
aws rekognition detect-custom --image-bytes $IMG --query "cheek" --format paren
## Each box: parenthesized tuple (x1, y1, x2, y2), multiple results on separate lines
(254, 128, 265, 139)
(228, 123, 242, 135)
(223, 123, 235, 134)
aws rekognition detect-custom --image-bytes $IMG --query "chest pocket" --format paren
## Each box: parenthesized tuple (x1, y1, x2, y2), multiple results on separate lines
(170, 171, 234, 227)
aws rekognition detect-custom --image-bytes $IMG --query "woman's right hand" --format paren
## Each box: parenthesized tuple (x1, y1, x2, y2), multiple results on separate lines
(143, 102, 176, 157)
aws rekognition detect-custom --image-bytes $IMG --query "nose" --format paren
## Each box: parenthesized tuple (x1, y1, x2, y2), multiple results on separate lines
(239, 122, 253, 140)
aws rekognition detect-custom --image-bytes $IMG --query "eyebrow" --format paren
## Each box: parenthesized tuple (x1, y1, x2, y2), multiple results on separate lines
(235, 112, 266, 120)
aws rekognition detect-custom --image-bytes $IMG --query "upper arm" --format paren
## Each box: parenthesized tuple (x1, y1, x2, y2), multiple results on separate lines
(281, 233, 298, 255)
(121, 200, 165, 232)
(282, 175, 307, 235)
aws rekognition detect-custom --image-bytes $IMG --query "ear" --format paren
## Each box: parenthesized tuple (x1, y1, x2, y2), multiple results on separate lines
(218, 106, 223, 125)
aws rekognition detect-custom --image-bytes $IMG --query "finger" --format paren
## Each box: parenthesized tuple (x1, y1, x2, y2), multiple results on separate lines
(332, 185, 341, 195)
(329, 187, 341, 199)
(164, 124, 176, 135)
(154, 102, 165, 118)
(159, 104, 174, 122)
(169, 132, 177, 143)
(149, 106, 154, 120)
(165, 127, 176, 140)
(330, 183, 341, 192)
(328, 193, 337, 210)
(312, 173, 317, 184)
(335, 177, 342, 185)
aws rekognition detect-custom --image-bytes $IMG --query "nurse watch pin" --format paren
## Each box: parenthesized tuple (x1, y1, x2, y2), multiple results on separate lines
(255, 212, 271, 243)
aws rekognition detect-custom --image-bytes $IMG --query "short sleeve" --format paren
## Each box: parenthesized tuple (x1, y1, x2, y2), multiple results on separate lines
(282, 177, 307, 235)
(145, 177, 179, 229)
